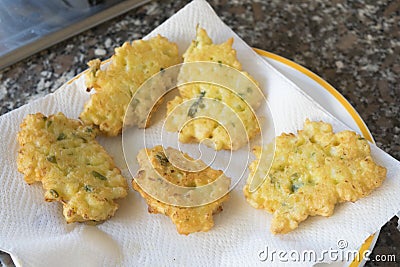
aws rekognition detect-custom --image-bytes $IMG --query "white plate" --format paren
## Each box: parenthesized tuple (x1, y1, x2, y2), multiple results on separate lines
(257, 49, 379, 267)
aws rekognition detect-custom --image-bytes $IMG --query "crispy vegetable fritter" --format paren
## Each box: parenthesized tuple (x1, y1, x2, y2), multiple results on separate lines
(132, 146, 230, 235)
(81, 35, 181, 136)
(166, 27, 262, 150)
(17, 112, 128, 223)
(244, 120, 386, 234)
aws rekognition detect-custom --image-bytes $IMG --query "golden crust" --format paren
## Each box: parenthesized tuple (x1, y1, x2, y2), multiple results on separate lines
(132, 146, 230, 235)
(17, 112, 128, 223)
(244, 120, 387, 234)
(182, 27, 241, 70)
(81, 35, 181, 136)
(166, 27, 261, 150)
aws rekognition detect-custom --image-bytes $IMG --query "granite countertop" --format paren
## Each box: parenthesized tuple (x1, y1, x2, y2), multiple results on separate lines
(0, 0, 398, 266)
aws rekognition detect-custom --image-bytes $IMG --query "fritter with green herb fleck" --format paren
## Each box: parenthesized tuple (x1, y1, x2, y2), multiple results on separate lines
(17, 112, 128, 223)
(244, 120, 386, 234)
(166, 27, 262, 150)
(132, 145, 230, 235)
(81, 35, 181, 136)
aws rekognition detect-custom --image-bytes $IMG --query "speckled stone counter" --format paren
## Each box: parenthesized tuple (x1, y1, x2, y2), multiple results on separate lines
(0, 0, 398, 266)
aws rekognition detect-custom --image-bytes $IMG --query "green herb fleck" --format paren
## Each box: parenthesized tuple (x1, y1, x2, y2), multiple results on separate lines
(155, 153, 169, 167)
(46, 155, 57, 163)
(358, 137, 365, 140)
(57, 133, 66, 141)
(49, 189, 59, 198)
(92, 171, 107, 180)
(84, 185, 93, 192)
(85, 127, 93, 133)
(46, 120, 52, 128)
(290, 172, 303, 193)
(217, 60, 222, 66)
(187, 91, 206, 117)
(43, 116, 47, 121)
(160, 67, 165, 72)
(246, 87, 253, 93)
(291, 182, 303, 193)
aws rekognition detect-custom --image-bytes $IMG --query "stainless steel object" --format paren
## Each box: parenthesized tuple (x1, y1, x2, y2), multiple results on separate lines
(0, 0, 150, 69)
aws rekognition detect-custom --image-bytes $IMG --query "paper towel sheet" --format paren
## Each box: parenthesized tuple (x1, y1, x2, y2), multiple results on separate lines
(0, 0, 399, 266)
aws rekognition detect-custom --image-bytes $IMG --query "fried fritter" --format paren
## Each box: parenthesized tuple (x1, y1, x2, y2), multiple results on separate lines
(166, 27, 262, 150)
(17, 112, 128, 223)
(81, 35, 181, 136)
(244, 120, 386, 234)
(132, 146, 230, 235)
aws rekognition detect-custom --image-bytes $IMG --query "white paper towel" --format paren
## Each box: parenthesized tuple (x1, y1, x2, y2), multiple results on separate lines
(0, 0, 399, 266)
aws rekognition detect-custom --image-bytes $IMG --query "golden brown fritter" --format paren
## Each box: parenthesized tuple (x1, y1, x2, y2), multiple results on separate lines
(81, 35, 181, 136)
(17, 112, 128, 223)
(244, 120, 386, 234)
(132, 146, 230, 235)
(166, 27, 262, 150)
